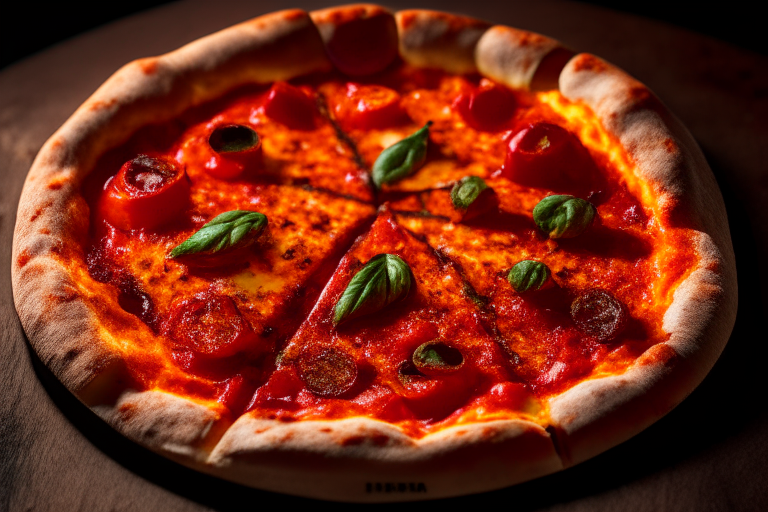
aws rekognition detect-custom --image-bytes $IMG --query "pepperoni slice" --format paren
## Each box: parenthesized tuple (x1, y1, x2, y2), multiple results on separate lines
(296, 346, 358, 397)
(334, 83, 405, 130)
(204, 124, 262, 180)
(167, 293, 259, 358)
(454, 80, 517, 132)
(571, 289, 628, 342)
(501, 122, 598, 192)
(262, 82, 317, 130)
(99, 155, 190, 230)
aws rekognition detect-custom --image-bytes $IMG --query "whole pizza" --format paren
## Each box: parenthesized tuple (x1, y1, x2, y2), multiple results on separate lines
(11, 4, 737, 502)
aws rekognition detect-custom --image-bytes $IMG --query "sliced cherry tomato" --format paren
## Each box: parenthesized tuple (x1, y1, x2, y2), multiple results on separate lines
(262, 82, 317, 130)
(167, 293, 259, 358)
(99, 155, 190, 230)
(334, 83, 405, 130)
(323, 13, 398, 76)
(454, 79, 517, 132)
(502, 122, 598, 191)
(204, 124, 262, 180)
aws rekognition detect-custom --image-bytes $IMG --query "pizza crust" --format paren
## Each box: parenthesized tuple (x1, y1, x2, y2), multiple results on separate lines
(548, 54, 737, 465)
(395, 10, 491, 74)
(207, 415, 561, 501)
(11, 6, 736, 502)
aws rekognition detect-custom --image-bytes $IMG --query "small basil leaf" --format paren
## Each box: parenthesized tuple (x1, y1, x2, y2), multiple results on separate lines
(208, 125, 260, 154)
(333, 253, 412, 325)
(508, 260, 552, 293)
(170, 210, 267, 258)
(412, 341, 463, 376)
(533, 195, 596, 238)
(451, 176, 488, 210)
(372, 122, 432, 188)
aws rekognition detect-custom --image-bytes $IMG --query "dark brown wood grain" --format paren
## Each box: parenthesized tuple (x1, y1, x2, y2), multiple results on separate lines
(1, 1, 767, 510)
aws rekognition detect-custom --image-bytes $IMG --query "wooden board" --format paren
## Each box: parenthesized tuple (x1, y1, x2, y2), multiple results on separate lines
(2, 1, 767, 509)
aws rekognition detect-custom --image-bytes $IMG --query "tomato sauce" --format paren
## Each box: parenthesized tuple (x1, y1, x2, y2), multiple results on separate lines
(70, 65, 698, 435)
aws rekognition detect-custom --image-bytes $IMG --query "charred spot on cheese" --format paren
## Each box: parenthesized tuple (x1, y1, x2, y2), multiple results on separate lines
(571, 289, 628, 342)
(296, 346, 358, 397)
(501, 122, 599, 192)
(412, 341, 464, 376)
(98, 155, 190, 231)
(167, 293, 260, 358)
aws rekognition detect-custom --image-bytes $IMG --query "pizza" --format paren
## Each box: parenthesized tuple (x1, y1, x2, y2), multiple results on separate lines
(11, 4, 737, 502)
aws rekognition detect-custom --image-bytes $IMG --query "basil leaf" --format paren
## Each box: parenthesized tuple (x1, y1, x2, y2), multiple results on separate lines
(533, 195, 596, 238)
(508, 260, 551, 293)
(451, 176, 488, 210)
(333, 253, 412, 325)
(372, 122, 432, 188)
(170, 210, 267, 258)
(208, 125, 260, 153)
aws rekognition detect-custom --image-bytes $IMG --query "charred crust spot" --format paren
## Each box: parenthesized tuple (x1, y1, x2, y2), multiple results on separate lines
(278, 415, 297, 422)
(47, 176, 67, 190)
(341, 435, 365, 446)
(571, 54, 608, 73)
(320, 428, 332, 433)
(89, 98, 118, 111)
(30, 200, 53, 222)
(371, 434, 389, 446)
(63, 347, 81, 363)
(17, 249, 32, 268)
(280, 432, 294, 442)
(118, 403, 137, 421)
(641, 343, 678, 367)
(663, 138, 678, 153)
(138, 58, 158, 75)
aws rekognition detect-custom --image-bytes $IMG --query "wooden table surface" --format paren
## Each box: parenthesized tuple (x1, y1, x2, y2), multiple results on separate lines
(2, 1, 767, 510)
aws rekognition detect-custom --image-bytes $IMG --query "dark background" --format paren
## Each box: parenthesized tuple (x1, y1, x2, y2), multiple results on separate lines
(1, 1, 765, 71)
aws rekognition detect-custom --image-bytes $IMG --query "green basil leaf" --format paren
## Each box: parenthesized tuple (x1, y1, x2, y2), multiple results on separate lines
(372, 122, 432, 188)
(208, 125, 260, 154)
(533, 195, 596, 238)
(170, 210, 267, 258)
(451, 176, 488, 210)
(412, 341, 464, 376)
(508, 260, 552, 293)
(333, 253, 412, 325)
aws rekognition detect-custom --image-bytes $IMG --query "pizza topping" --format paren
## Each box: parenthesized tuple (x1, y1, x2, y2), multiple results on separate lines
(334, 83, 405, 130)
(204, 124, 262, 180)
(412, 341, 464, 376)
(333, 253, 412, 325)
(263, 82, 317, 130)
(508, 260, 552, 293)
(296, 346, 358, 397)
(501, 122, 598, 191)
(170, 210, 267, 258)
(167, 293, 259, 358)
(453, 79, 517, 132)
(99, 155, 190, 230)
(570, 289, 628, 342)
(372, 122, 432, 188)
(533, 195, 596, 239)
(450, 176, 499, 221)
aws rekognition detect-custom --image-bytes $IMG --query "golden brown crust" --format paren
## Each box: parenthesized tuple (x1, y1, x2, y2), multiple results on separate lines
(207, 415, 561, 501)
(475, 25, 569, 91)
(395, 10, 491, 74)
(549, 53, 737, 465)
(11, 6, 737, 502)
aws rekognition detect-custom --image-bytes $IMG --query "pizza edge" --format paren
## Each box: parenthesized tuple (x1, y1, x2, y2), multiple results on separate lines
(10, 3, 736, 501)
